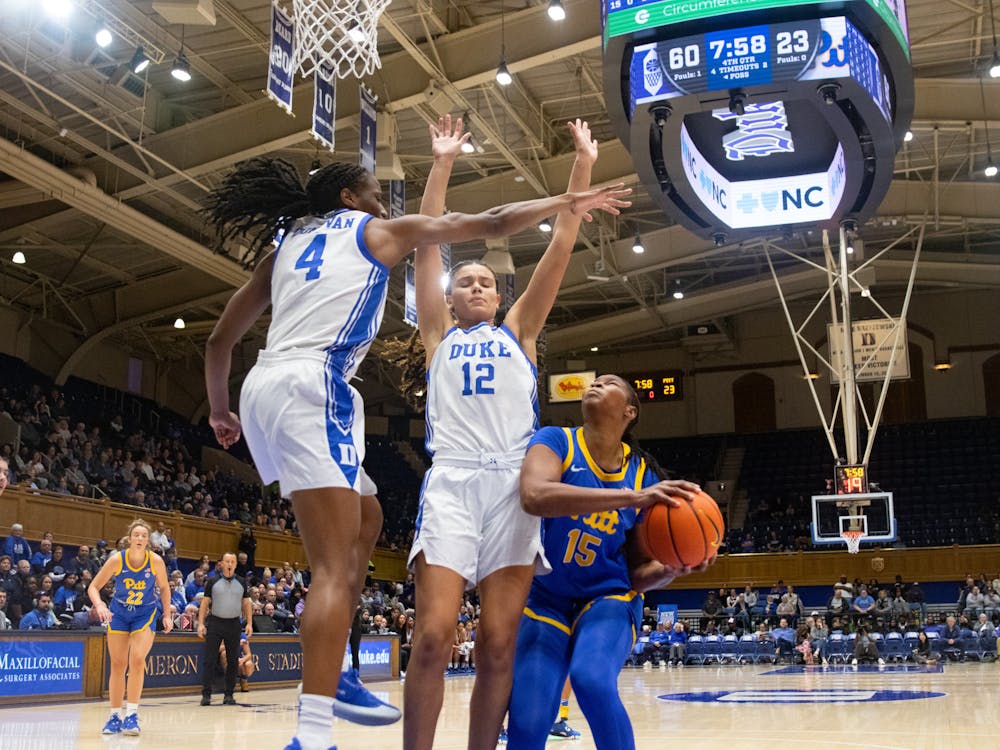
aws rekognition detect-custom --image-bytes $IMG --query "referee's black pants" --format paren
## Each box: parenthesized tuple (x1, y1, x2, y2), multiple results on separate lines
(202, 615, 241, 697)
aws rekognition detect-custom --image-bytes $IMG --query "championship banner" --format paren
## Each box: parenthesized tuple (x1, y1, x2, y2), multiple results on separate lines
(502, 273, 516, 311)
(266, 3, 295, 115)
(404, 262, 418, 327)
(0, 640, 84, 697)
(657, 604, 679, 627)
(359, 85, 377, 173)
(828, 318, 910, 383)
(548, 370, 596, 403)
(389, 179, 406, 219)
(311, 65, 336, 151)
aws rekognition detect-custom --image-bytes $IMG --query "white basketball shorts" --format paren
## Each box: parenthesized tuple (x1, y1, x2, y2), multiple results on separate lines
(407, 451, 550, 589)
(240, 349, 368, 496)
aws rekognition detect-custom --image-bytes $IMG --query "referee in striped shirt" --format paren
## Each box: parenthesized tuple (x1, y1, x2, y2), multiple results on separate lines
(198, 552, 252, 705)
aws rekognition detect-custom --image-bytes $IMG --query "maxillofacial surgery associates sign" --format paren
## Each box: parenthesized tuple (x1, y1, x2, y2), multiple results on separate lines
(0, 641, 84, 696)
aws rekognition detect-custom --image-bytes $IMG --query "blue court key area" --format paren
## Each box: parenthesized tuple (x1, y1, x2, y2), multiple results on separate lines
(659, 689, 946, 703)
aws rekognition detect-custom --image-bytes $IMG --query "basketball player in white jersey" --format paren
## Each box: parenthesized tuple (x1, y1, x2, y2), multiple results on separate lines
(403, 117, 605, 750)
(203, 154, 629, 750)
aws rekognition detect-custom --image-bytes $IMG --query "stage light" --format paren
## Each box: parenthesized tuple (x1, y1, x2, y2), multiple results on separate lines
(171, 52, 191, 82)
(632, 234, 644, 254)
(173, 317, 186, 329)
(538, 220, 552, 233)
(96, 27, 113, 48)
(130, 47, 150, 74)
(12, 251, 26, 264)
(495, 58, 512, 86)
(547, 0, 566, 21)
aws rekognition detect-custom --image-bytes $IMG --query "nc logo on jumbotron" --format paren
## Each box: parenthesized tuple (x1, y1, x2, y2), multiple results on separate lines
(635, 9, 650, 24)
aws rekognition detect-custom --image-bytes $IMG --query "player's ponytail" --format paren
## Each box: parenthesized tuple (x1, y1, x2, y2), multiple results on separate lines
(203, 158, 369, 267)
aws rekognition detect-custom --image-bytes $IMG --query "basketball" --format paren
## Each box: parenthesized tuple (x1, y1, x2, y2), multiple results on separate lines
(639, 491, 725, 569)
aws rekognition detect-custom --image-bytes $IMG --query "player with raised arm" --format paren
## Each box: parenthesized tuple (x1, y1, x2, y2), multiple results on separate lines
(202, 152, 629, 750)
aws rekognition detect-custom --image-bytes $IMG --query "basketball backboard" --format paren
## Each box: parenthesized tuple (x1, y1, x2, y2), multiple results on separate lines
(810, 492, 896, 545)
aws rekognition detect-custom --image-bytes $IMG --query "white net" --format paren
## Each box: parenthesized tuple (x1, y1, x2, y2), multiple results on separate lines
(291, 0, 390, 79)
(841, 530, 865, 554)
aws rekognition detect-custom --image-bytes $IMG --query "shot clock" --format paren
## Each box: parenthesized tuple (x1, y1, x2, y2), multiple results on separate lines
(603, 0, 912, 240)
(835, 463, 869, 494)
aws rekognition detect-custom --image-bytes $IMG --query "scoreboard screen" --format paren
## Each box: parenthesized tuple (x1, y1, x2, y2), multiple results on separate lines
(835, 463, 869, 494)
(627, 370, 684, 401)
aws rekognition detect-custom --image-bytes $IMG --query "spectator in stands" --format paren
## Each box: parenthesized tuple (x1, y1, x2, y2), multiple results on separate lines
(3, 523, 31, 564)
(976, 612, 996, 639)
(66, 545, 98, 578)
(667, 622, 687, 666)
(702, 590, 723, 630)
(765, 530, 783, 552)
(44, 545, 67, 583)
(150, 522, 170, 551)
(732, 593, 752, 630)
(833, 574, 853, 602)
(913, 630, 936, 665)
(809, 613, 829, 665)
(186, 569, 207, 602)
(771, 617, 796, 661)
(19, 592, 56, 630)
(253, 602, 279, 634)
(891, 589, 910, 624)
(53, 572, 80, 612)
(906, 581, 927, 624)
(235, 552, 251, 579)
(0, 590, 11, 630)
(643, 622, 670, 667)
(874, 589, 893, 620)
(851, 626, 883, 665)
(963, 586, 986, 619)
(0, 457, 9, 495)
(739, 533, 755, 553)
(940, 615, 964, 661)
(852, 586, 875, 624)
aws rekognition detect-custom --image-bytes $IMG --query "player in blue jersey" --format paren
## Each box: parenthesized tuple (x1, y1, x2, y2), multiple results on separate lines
(508, 374, 714, 749)
(88, 519, 172, 736)
(401, 117, 619, 750)
(202, 150, 629, 750)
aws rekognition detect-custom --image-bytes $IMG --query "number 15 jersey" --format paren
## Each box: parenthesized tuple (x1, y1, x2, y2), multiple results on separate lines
(425, 323, 539, 457)
(528, 426, 658, 602)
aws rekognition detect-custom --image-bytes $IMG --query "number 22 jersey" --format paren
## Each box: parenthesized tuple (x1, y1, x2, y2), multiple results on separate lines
(528, 426, 658, 601)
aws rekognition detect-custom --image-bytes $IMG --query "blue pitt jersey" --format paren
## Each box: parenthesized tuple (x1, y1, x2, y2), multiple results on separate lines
(266, 209, 388, 381)
(425, 323, 538, 456)
(113, 550, 155, 609)
(529, 427, 657, 601)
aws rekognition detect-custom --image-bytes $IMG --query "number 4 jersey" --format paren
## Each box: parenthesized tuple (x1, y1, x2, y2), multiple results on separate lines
(528, 426, 658, 601)
(425, 323, 539, 457)
(266, 209, 388, 381)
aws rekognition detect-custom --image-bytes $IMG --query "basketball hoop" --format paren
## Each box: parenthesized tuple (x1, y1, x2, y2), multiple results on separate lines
(841, 529, 865, 554)
(291, 0, 390, 79)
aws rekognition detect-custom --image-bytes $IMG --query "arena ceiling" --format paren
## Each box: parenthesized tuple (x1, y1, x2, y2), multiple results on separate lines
(0, 0, 999, 405)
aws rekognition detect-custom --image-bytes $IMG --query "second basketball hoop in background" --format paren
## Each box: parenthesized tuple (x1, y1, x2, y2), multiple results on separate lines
(291, 0, 390, 78)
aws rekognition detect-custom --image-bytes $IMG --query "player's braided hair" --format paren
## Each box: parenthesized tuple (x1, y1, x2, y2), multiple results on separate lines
(203, 158, 369, 266)
(617, 376, 671, 482)
(378, 260, 546, 412)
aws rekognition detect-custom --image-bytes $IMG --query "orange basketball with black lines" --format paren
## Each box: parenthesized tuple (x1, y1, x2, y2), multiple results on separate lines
(639, 491, 724, 569)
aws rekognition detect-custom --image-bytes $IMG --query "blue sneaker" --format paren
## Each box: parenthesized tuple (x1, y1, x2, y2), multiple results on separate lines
(549, 720, 581, 739)
(101, 714, 122, 735)
(121, 713, 140, 736)
(333, 668, 401, 726)
(282, 740, 337, 750)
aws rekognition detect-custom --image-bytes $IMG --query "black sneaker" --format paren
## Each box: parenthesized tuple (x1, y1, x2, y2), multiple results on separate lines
(201, 695, 212, 706)
(223, 695, 237, 705)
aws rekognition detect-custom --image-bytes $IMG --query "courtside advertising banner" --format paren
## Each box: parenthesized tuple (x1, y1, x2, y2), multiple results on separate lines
(547, 371, 596, 403)
(390, 179, 406, 219)
(267, 3, 295, 115)
(359, 86, 377, 173)
(311, 65, 336, 151)
(0, 640, 84, 697)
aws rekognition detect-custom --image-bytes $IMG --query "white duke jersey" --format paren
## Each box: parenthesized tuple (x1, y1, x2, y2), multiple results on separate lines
(425, 323, 539, 456)
(265, 209, 388, 380)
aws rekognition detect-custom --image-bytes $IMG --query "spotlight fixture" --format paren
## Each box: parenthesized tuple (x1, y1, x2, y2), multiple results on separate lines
(96, 26, 113, 48)
(461, 139, 476, 154)
(672, 280, 684, 300)
(130, 47, 150, 74)
(348, 20, 366, 44)
(860, 288, 871, 297)
(547, 0, 566, 21)
(538, 219, 552, 233)
(903, 130, 913, 142)
(513, 174, 525, 183)
(173, 317, 186, 329)
(171, 51, 191, 82)
(495, 58, 513, 86)
(12, 251, 26, 264)
(987, 162, 999, 177)
(631, 233, 645, 254)
(590, 346, 599, 352)
(846, 243, 855, 254)
(308, 159, 322, 176)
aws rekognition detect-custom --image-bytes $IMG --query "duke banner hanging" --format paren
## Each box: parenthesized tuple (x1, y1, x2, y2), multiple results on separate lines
(311, 65, 336, 151)
(267, 3, 295, 115)
(359, 86, 377, 173)
(404, 262, 417, 327)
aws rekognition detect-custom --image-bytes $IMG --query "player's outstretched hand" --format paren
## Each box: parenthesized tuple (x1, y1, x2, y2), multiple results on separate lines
(568, 183, 632, 222)
(430, 114, 471, 161)
(633, 479, 702, 509)
(568, 119, 598, 165)
(210, 411, 242, 449)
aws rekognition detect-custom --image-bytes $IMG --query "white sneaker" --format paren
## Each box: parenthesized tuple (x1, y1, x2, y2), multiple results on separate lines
(878, 658, 886, 666)
(851, 658, 858, 666)
(659, 662, 666, 671)
(822, 658, 829, 666)
(642, 661, 652, 670)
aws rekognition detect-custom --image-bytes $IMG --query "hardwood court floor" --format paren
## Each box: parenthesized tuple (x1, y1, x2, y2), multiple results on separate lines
(2, 661, 998, 749)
